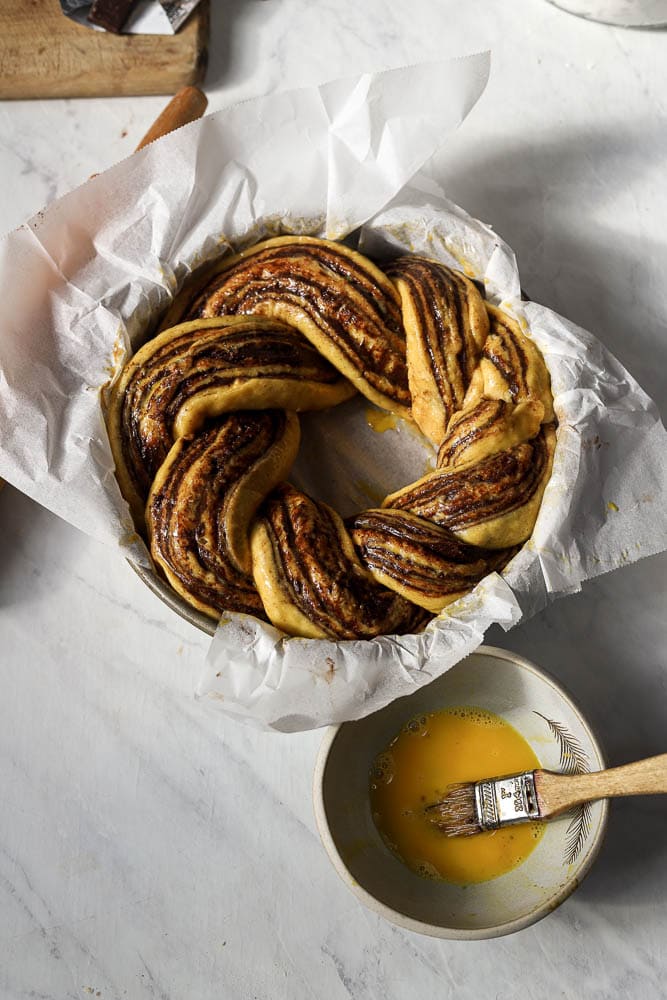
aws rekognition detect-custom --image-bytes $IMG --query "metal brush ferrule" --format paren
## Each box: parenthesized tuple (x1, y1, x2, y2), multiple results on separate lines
(475, 771, 540, 830)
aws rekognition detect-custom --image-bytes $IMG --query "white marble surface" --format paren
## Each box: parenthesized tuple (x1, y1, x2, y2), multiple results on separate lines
(1, 1, 666, 997)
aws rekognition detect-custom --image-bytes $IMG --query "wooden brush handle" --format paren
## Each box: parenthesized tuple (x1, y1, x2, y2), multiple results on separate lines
(135, 85, 208, 151)
(536, 753, 667, 817)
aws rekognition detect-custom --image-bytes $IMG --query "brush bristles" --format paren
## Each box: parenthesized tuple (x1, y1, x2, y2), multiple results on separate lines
(426, 782, 482, 837)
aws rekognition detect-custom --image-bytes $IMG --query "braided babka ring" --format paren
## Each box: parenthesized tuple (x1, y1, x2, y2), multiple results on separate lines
(109, 236, 555, 639)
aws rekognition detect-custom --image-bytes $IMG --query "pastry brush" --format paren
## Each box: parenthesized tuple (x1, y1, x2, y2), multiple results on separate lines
(427, 753, 667, 837)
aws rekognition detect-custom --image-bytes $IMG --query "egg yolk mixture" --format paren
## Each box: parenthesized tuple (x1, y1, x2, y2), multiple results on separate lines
(370, 707, 545, 884)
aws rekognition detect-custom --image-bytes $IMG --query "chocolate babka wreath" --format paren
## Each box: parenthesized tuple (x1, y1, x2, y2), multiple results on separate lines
(106, 235, 556, 640)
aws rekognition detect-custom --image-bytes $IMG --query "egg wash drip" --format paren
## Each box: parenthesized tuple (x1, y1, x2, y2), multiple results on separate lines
(370, 707, 545, 884)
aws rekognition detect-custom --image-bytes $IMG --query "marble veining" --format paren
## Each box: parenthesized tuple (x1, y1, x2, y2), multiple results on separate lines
(1, 0, 667, 997)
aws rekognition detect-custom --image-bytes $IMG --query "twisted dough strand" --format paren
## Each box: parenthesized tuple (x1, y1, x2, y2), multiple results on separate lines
(463, 304, 554, 422)
(383, 429, 555, 550)
(250, 483, 425, 639)
(166, 236, 411, 417)
(147, 411, 299, 617)
(348, 508, 515, 614)
(437, 398, 544, 469)
(386, 255, 489, 443)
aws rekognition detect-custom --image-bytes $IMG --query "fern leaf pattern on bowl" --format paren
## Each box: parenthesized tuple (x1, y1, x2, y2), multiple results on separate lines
(534, 711, 592, 865)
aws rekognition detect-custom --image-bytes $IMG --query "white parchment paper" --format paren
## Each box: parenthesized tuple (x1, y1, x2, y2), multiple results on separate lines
(1, 52, 666, 733)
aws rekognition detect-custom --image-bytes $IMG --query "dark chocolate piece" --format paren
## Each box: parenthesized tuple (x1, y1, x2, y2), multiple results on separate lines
(88, 0, 139, 33)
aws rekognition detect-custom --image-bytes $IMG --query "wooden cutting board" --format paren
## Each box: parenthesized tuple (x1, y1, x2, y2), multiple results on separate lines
(0, 0, 209, 98)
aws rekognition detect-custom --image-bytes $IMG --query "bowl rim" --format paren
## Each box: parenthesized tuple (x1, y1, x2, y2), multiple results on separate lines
(312, 643, 609, 941)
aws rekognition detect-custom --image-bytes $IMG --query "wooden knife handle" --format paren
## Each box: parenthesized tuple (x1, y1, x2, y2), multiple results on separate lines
(135, 85, 208, 151)
(536, 753, 667, 817)
(89, 84, 207, 176)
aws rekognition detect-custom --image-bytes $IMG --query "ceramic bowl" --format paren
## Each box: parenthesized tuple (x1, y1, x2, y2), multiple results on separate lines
(313, 645, 608, 940)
